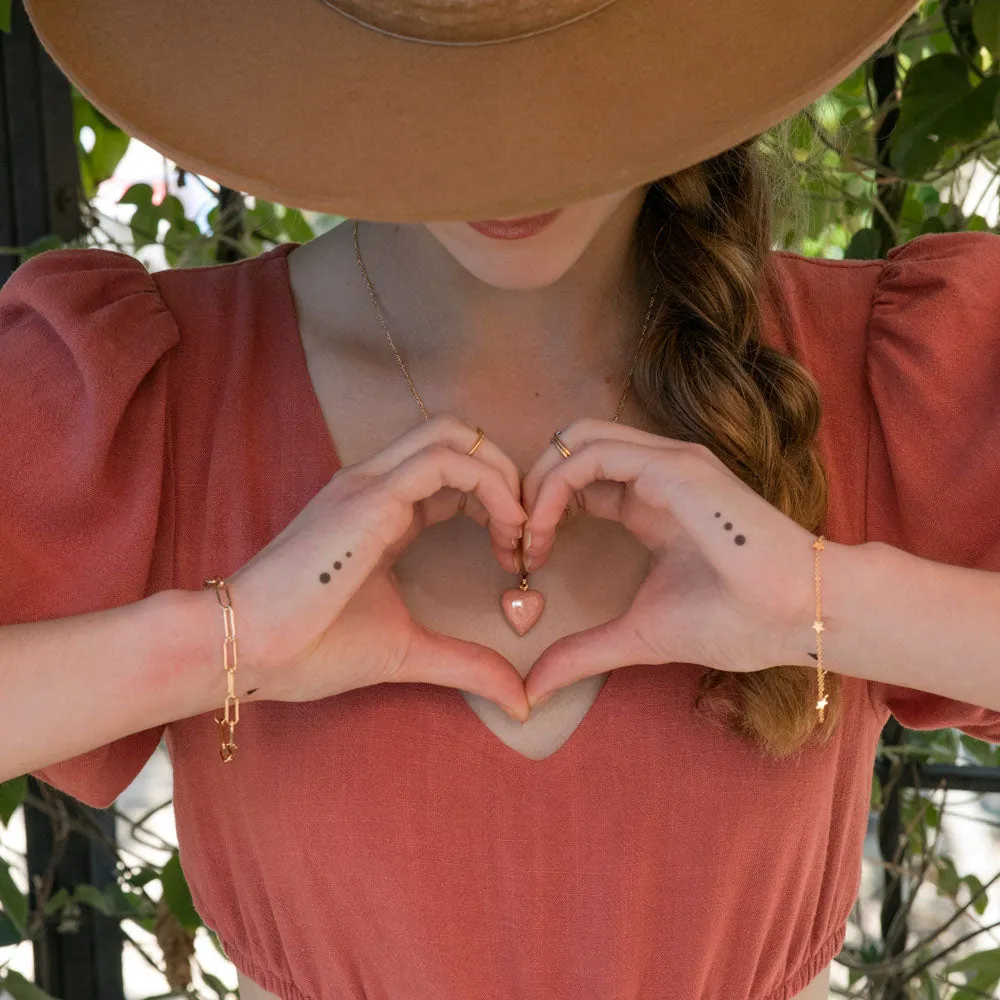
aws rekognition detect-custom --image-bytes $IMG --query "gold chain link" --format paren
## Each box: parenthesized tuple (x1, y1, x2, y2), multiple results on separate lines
(203, 578, 240, 762)
(811, 536, 828, 724)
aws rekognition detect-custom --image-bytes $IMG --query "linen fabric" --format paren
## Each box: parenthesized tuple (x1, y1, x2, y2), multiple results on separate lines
(3, 231, 1000, 1000)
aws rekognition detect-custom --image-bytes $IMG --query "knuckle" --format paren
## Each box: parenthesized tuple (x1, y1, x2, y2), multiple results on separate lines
(432, 413, 467, 437)
(423, 442, 455, 464)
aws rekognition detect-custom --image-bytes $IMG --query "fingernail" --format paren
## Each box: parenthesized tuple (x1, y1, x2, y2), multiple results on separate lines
(523, 528, 532, 551)
(500, 704, 524, 723)
(523, 553, 532, 572)
(531, 691, 554, 709)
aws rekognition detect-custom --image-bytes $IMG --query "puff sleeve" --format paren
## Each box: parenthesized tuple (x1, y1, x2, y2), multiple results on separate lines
(0, 247, 179, 807)
(865, 231, 1000, 743)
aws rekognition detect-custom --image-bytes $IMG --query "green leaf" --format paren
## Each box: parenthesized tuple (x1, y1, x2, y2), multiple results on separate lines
(200, 971, 233, 999)
(973, 0, 1000, 59)
(845, 227, 882, 259)
(122, 865, 160, 889)
(961, 874, 989, 916)
(20, 233, 66, 261)
(1, 971, 61, 1000)
(72, 883, 124, 918)
(282, 207, 315, 244)
(72, 90, 129, 198)
(935, 855, 960, 898)
(159, 194, 188, 230)
(890, 54, 1000, 177)
(0, 776, 26, 827)
(0, 910, 22, 946)
(117, 181, 154, 207)
(0, 0, 10, 34)
(0, 857, 28, 936)
(917, 968, 942, 1000)
(42, 886, 72, 918)
(118, 183, 164, 251)
(832, 63, 868, 102)
(943, 945, 1000, 996)
(246, 201, 283, 243)
(160, 852, 202, 932)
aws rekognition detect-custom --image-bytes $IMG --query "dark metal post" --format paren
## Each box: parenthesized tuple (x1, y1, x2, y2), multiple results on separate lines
(0, 0, 84, 282)
(23, 783, 125, 1000)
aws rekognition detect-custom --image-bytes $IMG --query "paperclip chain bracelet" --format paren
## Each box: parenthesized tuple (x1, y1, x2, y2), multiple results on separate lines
(203, 578, 240, 762)
(812, 535, 828, 724)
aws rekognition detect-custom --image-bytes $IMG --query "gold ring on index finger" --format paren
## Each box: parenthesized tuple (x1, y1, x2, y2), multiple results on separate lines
(550, 429, 572, 459)
(550, 430, 585, 521)
(458, 426, 486, 511)
(467, 426, 486, 456)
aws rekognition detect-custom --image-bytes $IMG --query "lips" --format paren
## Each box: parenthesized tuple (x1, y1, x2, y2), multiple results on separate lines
(466, 209, 562, 240)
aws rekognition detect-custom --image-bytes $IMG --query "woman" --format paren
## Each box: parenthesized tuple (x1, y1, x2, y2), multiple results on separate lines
(4, 1, 1000, 998)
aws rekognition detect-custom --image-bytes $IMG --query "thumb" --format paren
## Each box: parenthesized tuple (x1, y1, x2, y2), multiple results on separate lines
(524, 614, 652, 708)
(393, 621, 530, 722)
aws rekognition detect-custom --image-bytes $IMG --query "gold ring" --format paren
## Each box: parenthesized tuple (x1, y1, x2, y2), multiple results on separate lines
(468, 427, 486, 456)
(551, 430, 572, 459)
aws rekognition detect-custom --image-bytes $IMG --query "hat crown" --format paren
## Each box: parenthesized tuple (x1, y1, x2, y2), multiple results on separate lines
(314, 0, 622, 44)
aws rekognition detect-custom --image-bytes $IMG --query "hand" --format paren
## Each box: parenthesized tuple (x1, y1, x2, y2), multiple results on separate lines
(518, 419, 820, 709)
(228, 415, 532, 720)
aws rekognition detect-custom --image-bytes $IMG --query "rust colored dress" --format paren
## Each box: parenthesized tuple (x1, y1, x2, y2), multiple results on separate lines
(4, 231, 1000, 1000)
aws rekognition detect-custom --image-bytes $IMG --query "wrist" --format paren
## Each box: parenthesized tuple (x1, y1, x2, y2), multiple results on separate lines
(154, 586, 269, 720)
(781, 538, 884, 673)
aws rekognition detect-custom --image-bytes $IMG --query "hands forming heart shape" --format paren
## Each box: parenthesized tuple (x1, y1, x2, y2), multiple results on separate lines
(506, 417, 829, 712)
(234, 413, 838, 727)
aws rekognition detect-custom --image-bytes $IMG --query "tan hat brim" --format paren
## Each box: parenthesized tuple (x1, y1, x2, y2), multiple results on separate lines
(25, 0, 919, 222)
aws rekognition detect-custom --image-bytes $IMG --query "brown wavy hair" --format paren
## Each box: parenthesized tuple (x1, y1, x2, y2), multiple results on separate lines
(626, 116, 842, 759)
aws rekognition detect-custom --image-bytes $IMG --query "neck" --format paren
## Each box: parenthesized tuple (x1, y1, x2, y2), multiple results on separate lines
(350, 190, 656, 406)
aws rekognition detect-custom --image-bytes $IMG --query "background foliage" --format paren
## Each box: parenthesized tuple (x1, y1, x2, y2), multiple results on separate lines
(4, 1, 1000, 997)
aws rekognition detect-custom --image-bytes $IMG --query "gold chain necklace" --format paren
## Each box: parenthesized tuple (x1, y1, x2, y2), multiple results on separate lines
(352, 218, 659, 636)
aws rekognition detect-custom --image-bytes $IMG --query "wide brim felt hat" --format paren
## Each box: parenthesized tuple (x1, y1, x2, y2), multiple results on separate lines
(25, 0, 920, 223)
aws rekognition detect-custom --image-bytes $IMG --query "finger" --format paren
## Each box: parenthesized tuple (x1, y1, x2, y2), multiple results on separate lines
(521, 417, 690, 513)
(525, 440, 673, 561)
(359, 413, 523, 507)
(523, 612, 660, 709)
(435, 490, 522, 574)
(394, 621, 530, 722)
(380, 444, 527, 550)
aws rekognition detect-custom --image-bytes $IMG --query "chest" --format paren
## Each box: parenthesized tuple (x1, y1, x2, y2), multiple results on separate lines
(298, 312, 654, 760)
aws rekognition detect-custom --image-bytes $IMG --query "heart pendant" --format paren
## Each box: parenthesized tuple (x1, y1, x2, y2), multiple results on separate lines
(501, 576, 545, 636)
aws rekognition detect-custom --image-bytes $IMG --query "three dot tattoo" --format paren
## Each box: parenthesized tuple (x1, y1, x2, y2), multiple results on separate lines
(714, 511, 746, 545)
(319, 550, 353, 584)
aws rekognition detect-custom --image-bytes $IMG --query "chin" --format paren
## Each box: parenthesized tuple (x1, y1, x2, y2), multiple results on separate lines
(422, 186, 645, 291)
(424, 220, 588, 290)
